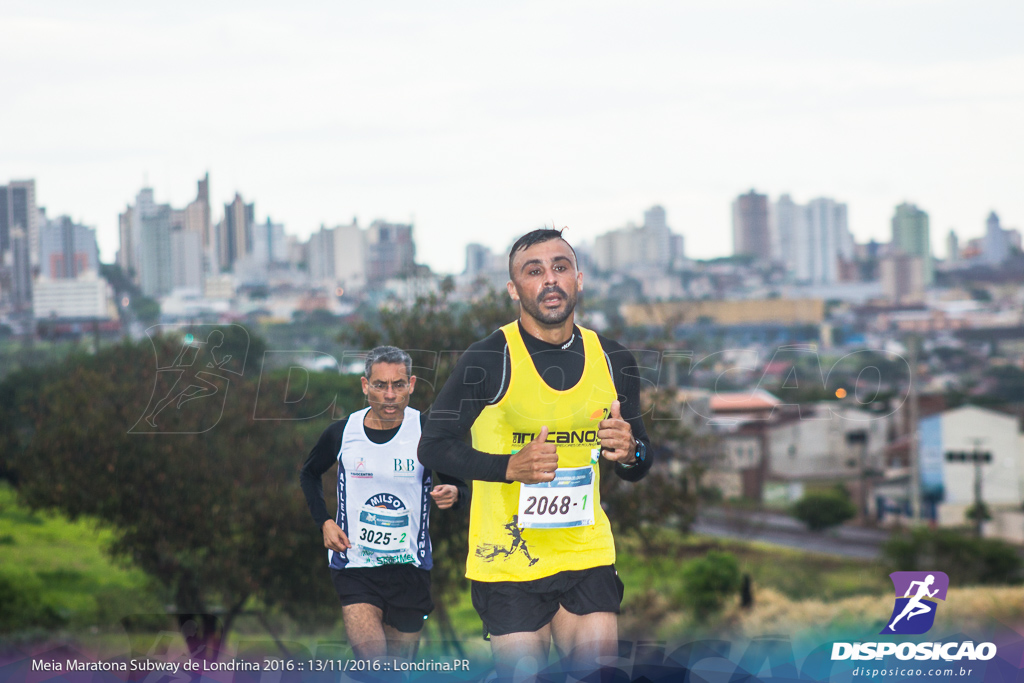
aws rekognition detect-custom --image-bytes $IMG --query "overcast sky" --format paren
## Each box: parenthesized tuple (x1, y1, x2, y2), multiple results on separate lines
(2, 1, 1022, 274)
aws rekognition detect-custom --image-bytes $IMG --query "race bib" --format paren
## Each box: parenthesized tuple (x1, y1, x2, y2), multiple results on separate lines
(354, 505, 412, 552)
(517, 466, 596, 529)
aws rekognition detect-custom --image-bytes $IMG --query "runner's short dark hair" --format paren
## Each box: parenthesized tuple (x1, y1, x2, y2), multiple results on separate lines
(364, 346, 413, 378)
(508, 228, 578, 279)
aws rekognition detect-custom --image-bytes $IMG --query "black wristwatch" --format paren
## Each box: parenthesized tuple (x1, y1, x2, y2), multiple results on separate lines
(619, 438, 646, 469)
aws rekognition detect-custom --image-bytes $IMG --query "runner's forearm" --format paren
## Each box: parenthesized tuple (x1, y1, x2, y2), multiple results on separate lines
(419, 435, 513, 482)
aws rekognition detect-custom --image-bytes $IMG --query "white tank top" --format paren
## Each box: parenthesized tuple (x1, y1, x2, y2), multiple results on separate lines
(330, 406, 433, 570)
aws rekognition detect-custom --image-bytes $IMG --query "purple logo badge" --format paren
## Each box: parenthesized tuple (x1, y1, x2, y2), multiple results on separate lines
(881, 571, 949, 635)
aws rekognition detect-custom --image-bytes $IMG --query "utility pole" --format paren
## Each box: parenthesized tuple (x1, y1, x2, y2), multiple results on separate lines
(908, 336, 921, 522)
(847, 430, 869, 524)
(944, 439, 992, 538)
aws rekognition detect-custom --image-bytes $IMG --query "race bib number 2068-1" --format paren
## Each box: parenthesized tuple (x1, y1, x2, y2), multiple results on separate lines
(517, 466, 595, 529)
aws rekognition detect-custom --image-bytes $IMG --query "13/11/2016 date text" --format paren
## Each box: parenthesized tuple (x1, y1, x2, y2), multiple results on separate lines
(260, 659, 473, 673)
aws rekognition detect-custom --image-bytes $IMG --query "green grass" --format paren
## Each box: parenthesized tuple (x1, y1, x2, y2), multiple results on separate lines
(0, 482, 165, 634)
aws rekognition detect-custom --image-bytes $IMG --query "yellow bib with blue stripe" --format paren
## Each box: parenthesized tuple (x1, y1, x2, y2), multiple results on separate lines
(467, 322, 618, 582)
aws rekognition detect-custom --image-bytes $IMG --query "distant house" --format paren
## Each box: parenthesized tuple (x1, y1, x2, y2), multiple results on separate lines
(915, 405, 1024, 543)
(698, 388, 889, 507)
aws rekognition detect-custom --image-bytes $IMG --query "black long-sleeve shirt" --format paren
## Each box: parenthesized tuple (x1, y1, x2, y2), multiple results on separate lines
(418, 321, 652, 482)
(299, 411, 468, 529)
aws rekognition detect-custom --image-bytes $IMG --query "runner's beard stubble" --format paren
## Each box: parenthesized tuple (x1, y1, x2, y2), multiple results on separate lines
(518, 285, 578, 326)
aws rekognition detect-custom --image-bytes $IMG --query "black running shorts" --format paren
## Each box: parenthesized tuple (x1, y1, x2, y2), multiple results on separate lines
(471, 565, 624, 637)
(330, 564, 433, 633)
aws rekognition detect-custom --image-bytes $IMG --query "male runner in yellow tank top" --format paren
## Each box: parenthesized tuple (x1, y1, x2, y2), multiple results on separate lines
(419, 228, 652, 680)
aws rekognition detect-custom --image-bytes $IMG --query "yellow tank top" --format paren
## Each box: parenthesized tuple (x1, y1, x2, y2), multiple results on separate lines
(467, 322, 619, 582)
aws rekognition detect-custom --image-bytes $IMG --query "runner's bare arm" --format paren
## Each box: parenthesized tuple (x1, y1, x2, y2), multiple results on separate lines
(321, 518, 351, 552)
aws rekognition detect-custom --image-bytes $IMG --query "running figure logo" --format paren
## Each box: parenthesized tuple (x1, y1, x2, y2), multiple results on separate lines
(475, 515, 539, 567)
(881, 571, 949, 635)
(132, 325, 247, 434)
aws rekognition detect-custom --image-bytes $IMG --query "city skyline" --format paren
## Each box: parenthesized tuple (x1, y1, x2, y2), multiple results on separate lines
(2, 1, 1022, 273)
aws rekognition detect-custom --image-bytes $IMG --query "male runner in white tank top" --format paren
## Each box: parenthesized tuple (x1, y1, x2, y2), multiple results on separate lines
(300, 346, 468, 660)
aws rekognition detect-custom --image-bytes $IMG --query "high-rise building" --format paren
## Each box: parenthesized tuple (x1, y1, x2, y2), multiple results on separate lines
(982, 211, 1011, 265)
(171, 229, 203, 292)
(117, 180, 212, 295)
(465, 243, 493, 278)
(184, 173, 213, 273)
(116, 203, 136, 278)
(307, 225, 335, 284)
(220, 193, 254, 269)
(139, 203, 174, 297)
(366, 220, 415, 282)
(39, 212, 100, 279)
(8, 226, 33, 312)
(771, 194, 802, 270)
(250, 217, 288, 266)
(334, 220, 367, 290)
(805, 197, 852, 284)
(1, 181, 38, 314)
(891, 202, 933, 285)
(946, 230, 959, 263)
(2, 181, 39, 267)
(771, 195, 853, 284)
(121, 188, 157, 285)
(594, 205, 684, 273)
(594, 223, 644, 273)
(0, 185, 8, 255)
(732, 190, 770, 259)
(641, 205, 673, 267)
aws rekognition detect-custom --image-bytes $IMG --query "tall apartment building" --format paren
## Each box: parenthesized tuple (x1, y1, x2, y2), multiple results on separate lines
(594, 205, 684, 273)
(116, 204, 136, 277)
(307, 225, 335, 284)
(465, 243, 493, 278)
(38, 212, 100, 279)
(366, 220, 415, 283)
(946, 230, 960, 263)
(7, 226, 33, 312)
(1, 181, 39, 312)
(305, 219, 407, 291)
(116, 188, 175, 297)
(1, 180, 39, 266)
(732, 190, 770, 259)
(171, 228, 203, 292)
(806, 197, 853, 284)
(771, 194, 802, 268)
(771, 195, 854, 284)
(250, 217, 288, 266)
(140, 203, 174, 297)
(334, 220, 367, 290)
(184, 173, 214, 273)
(982, 211, 1011, 265)
(219, 193, 254, 269)
(891, 202, 933, 285)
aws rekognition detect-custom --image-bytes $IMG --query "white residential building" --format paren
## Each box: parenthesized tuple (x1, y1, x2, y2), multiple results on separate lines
(918, 405, 1024, 542)
(33, 273, 113, 320)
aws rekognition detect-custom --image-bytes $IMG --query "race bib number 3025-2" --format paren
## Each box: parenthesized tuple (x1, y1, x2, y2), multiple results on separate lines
(517, 466, 595, 529)
(355, 506, 411, 552)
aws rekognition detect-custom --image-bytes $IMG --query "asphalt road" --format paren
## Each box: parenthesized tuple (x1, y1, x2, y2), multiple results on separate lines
(692, 507, 891, 560)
